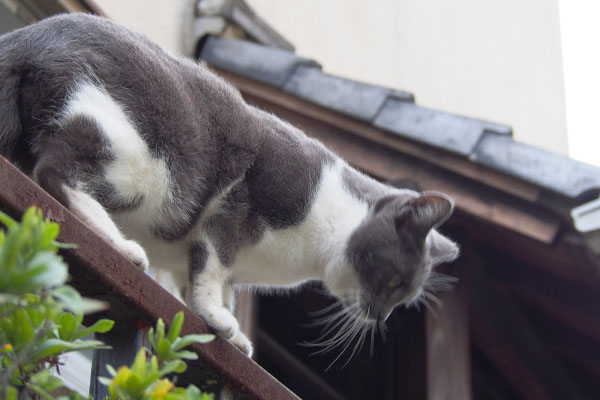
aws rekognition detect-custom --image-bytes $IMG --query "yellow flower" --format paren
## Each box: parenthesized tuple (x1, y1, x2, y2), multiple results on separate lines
(2, 343, 13, 351)
(150, 379, 174, 399)
(109, 366, 133, 398)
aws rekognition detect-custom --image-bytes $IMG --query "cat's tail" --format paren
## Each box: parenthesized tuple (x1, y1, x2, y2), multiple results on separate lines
(0, 51, 23, 164)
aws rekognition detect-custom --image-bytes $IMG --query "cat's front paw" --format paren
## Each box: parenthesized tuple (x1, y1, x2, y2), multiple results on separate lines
(116, 239, 149, 271)
(201, 307, 240, 340)
(231, 331, 253, 357)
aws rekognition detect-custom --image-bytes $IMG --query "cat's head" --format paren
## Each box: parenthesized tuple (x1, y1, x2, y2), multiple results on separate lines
(326, 192, 459, 323)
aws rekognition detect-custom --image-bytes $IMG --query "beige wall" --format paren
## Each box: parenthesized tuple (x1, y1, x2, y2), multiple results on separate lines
(249, 0, 568, 155)
(93, 0, 196, 56)
(94, 0, 568, 155)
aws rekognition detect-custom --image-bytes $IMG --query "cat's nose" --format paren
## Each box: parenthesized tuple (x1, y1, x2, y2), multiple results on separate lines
(369, 303, 386, 322)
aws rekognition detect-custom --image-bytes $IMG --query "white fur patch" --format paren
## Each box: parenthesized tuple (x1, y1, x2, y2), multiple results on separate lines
(232, 160, 368, 294)
(61, 83, 172, 228)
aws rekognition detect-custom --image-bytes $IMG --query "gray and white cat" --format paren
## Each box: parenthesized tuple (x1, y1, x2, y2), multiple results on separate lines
(0, 14, 459, 357)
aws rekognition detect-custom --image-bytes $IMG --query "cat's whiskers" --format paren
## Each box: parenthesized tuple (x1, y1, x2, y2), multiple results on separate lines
(423, 291, 442, 308)
(327, 312, 372, 370)
(424, 272, 458, 292)
(410, 271, 458, 316)
(303, 310, 345, 329)
(307, 300, 344, 317)
(302, 290, 380, 370)
(421, 295, 437, 316)
(307, 309, 359, 345)
(339, 306, 373, 369)
(306, 302, 362, 347)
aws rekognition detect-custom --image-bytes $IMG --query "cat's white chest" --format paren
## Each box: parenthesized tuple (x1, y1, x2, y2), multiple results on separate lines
(231, 162, 369, 289)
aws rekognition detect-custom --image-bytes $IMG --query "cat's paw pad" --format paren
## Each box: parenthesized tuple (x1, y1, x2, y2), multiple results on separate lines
(231, 332, 253, 357)
(116, 239, 149, 271)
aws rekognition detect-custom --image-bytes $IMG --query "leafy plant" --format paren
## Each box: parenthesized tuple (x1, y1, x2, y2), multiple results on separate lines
(0, 207, 112, 399)
(0, 207, 215, 400)
(101, 311, 214, 400)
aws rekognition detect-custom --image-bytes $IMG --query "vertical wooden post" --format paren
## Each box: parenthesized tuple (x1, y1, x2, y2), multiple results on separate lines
(236, 290, 258, 352)
(426, 260, 471, 400)
(89, 319, 142, 398)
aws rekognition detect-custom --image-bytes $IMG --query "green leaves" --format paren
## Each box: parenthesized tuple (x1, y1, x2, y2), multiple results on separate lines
(32, 337, 110, 361)
(0, 207, 115, 398)
(101, 356, 209, 400)
(51, 285, 108, 315)
(0, 298, 113, 358)
(74, 318, 114, 340)
(0, 208, 68, 296)
(0, 207, 214, 400)
(104, 312, 214, 400)
(147, 312, 214, 363)
(27, 369, 66, 400)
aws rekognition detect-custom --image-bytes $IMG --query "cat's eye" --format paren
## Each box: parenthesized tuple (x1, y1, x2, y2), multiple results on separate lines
(388, 275, 404, 289)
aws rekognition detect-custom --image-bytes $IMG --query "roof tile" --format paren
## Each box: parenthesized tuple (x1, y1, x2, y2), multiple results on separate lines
(472, 133, 600, 198)
(199, 36, 317, 87)
(283, 65, 413, 121)
(373, 99, 511, 156)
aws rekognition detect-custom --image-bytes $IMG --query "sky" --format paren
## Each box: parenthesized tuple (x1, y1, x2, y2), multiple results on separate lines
(559, 0, 600, 167)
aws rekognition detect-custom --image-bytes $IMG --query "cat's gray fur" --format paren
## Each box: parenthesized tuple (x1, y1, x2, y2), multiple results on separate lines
(0, 14, 459, 358)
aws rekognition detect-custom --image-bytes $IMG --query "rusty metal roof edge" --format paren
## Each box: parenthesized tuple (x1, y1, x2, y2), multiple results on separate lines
(0, 156, 300, 400)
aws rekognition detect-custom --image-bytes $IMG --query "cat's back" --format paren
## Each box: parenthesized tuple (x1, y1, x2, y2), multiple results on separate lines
(0, 13, 259, 239)
(1, 13, 168, 69)
(0, 13, 249, 172)
(0, 13, 243, 129)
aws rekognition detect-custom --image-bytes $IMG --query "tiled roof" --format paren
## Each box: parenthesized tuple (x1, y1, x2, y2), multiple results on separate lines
(199, 36, 600, 200)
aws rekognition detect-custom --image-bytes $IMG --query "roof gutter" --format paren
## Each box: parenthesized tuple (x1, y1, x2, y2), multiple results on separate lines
(571, 197, 600, 232)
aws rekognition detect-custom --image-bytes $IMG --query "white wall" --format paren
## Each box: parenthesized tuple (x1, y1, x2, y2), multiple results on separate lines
(559, 0, 600, 167)
(249, 0, 568, 155)
(93, 0, 196, 56)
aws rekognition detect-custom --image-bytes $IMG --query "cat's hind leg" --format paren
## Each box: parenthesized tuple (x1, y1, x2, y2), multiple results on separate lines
(187, 241, 253, 356)
(62, 185, 150, 270)
(31, 118, 149, 270)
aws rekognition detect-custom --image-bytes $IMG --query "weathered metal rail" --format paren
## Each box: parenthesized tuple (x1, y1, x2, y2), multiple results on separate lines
(0, 155, 300, 400)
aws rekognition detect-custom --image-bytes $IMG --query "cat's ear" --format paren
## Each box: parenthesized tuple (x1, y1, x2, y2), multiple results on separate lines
(395, 192, 454, 238)
(428, 229, 460, 264)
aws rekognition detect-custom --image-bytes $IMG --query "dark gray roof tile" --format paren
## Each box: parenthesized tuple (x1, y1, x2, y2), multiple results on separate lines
(373, 99, 511, 156)
(199, 36, 317, 87)
(472, 133, 600, 198)
(283, 65, 413, 121)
